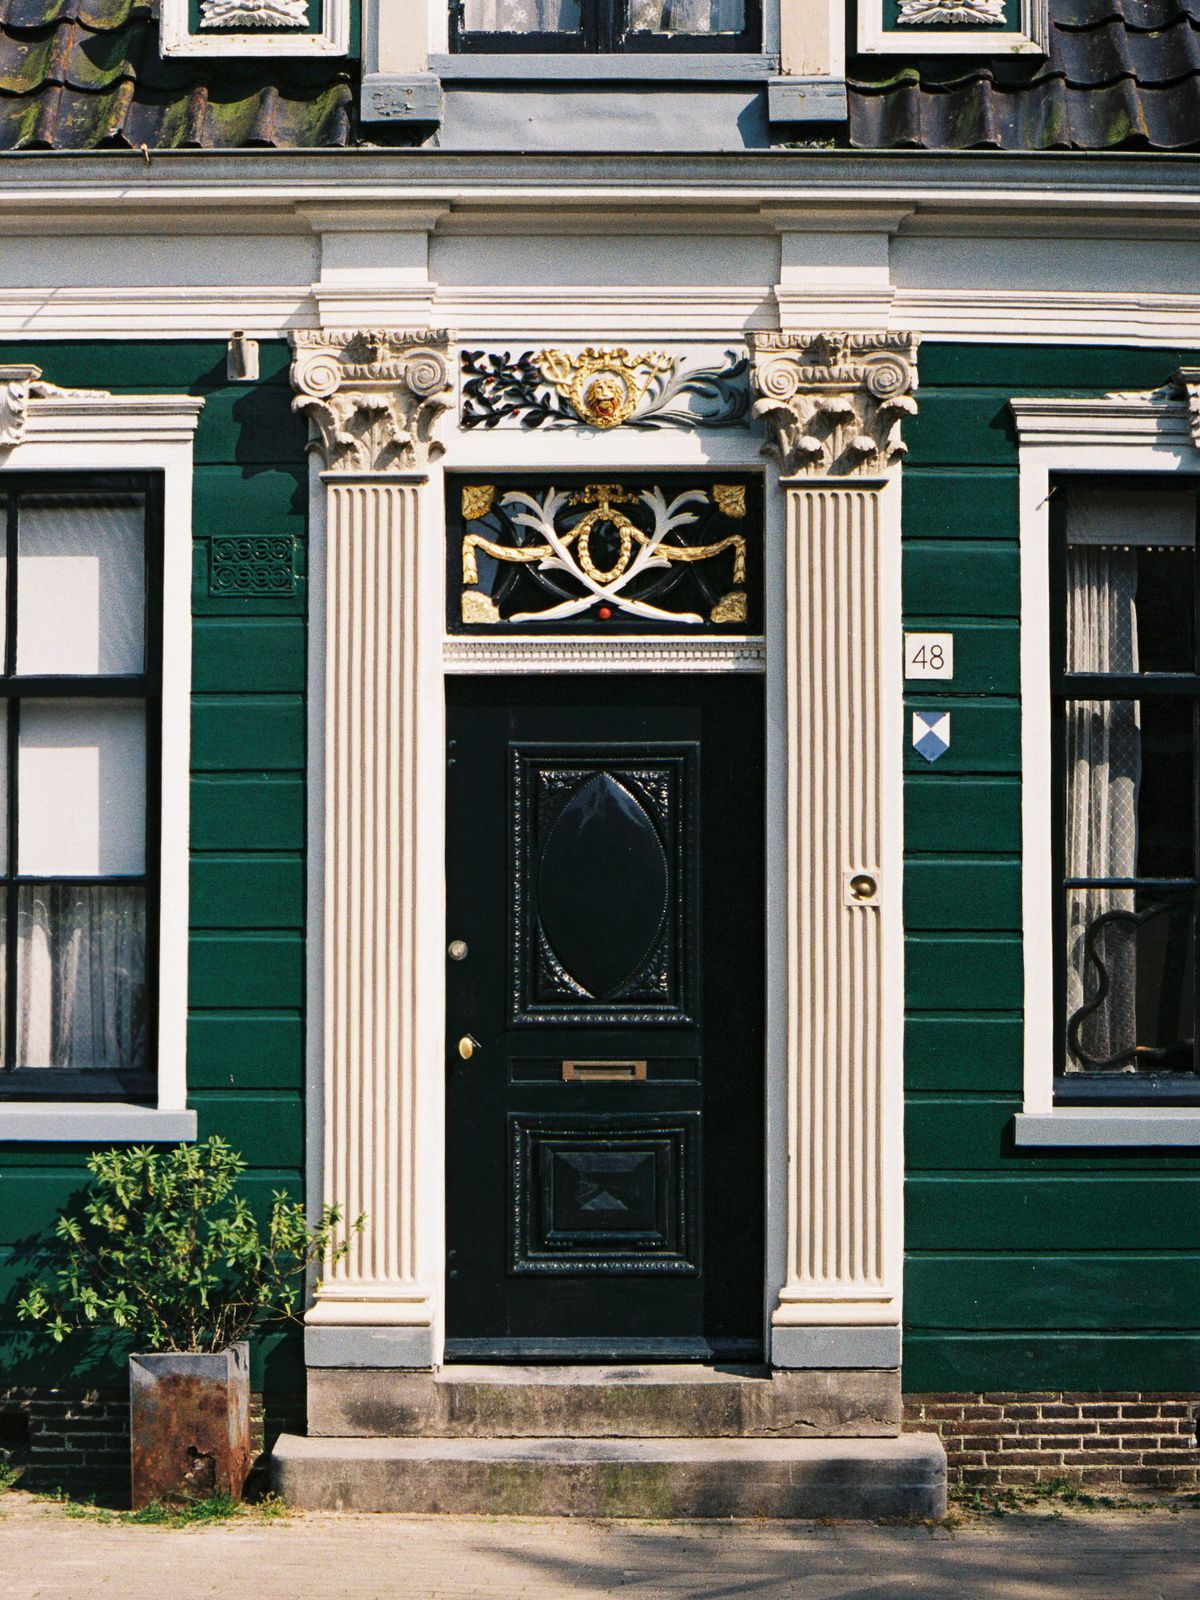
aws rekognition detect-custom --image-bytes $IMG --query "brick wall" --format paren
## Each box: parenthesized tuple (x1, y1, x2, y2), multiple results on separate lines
(0, 1387, 303, 1501)
(904, 1393, 1200, 1489)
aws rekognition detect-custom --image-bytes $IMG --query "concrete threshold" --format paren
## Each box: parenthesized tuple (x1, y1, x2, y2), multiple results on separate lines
(271, 1431, 947, 1520)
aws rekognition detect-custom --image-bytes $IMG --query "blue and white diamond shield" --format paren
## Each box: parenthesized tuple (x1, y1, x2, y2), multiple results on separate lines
(912, 711, 951, 763)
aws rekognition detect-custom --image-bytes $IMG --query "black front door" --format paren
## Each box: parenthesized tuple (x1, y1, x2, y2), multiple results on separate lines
(445, 673, 764, 1361)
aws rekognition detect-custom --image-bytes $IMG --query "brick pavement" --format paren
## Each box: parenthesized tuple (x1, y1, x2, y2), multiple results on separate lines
(1, 1494, 1198, 1599)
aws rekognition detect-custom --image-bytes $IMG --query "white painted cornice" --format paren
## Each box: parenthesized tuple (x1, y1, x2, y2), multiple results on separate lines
(2, 151, 1200, 215)
(1009, 391, 1189, 450)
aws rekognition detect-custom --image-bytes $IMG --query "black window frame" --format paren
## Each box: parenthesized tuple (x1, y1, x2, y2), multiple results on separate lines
(1050, 472, 1200, 1107)
(450, 0, 761, 54)
(0, 471, 162, 1104)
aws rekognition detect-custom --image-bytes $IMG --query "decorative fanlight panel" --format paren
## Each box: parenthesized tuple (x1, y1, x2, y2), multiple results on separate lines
(448, 475, 761, 633)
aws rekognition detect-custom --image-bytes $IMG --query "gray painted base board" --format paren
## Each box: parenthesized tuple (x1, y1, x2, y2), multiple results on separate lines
(305, 1326, 436, 1369)
(438, 90, 770, 153)
(770, 1326, 902, 1369)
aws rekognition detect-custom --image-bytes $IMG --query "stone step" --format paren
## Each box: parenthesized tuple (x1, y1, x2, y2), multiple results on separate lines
(272, 1432, 946, 1519)
(306, 1364, 900, 1439)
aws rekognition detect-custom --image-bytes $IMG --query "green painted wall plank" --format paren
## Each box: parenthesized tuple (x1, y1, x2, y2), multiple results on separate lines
(0, 1169, 301, 1245)
(903, 543, 1020, 618)
(187, 1012, 303, 1092)
(190, 1092, 304, 1170)
(193, 620, 306, 693)
(918, 344, 1199, 392)
(903, 469, 1019, 541)
(189, 933, 303, 1010)
(903, 1332, 1200, 1393)
(193, 467, 306, 536)
(190, 855, 304, 930)
(907, 1255, 1200, 1330)
(905, 860, 1022, 931)
(908, 934, 1023, 1012)
(900, 623, 1019, 695)
(903, 391, 1017, 467)
(907, 1176, 1200, 1251)
(191, 696, 305, 772)
(905, 1097, 1200, 1173)
(190, 775, 304, 851)
(904, 1016, 1024, 1093)
(194, 386, 307, 466)
(904, 698, 1020, 775)
(905, 778, 1021, 854)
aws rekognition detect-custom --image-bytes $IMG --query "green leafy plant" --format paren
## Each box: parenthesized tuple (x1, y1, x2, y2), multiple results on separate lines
(17, 1136, 364, 1354)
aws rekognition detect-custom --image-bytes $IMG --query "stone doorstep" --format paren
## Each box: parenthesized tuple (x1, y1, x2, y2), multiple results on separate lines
(271, 1433, 947, 1520)
(306, 1365, 902, 1440)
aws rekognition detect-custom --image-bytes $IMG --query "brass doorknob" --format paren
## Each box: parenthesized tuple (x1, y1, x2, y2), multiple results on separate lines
(458, 1034, 480, 1061)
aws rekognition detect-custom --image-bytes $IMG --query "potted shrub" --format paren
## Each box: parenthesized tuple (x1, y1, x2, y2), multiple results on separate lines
(18, 1135, 361, 1509)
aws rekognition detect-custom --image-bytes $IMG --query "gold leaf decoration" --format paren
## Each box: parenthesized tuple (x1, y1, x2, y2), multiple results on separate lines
(461, 484, 496, 520)
(712, 484, 747, 518)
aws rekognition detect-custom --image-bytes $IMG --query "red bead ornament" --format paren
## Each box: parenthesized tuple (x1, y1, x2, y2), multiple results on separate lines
(597, 606, 613, 620)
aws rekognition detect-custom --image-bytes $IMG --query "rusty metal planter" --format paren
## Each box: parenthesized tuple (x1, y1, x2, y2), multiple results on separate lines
(129, 1342, 252, 1509)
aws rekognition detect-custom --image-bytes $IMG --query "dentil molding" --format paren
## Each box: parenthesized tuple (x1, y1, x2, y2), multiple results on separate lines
(749, 332, 919, 477)
(291, 328, 455, 474)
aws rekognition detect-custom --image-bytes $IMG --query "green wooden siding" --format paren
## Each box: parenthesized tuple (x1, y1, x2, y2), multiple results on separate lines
(0, 339, 307, 1400)
(903, 342, 1200, 1391)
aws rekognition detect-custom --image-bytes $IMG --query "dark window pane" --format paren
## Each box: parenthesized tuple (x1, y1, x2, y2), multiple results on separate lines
(1065, 888, 1194, 1075)
(461, 0, 581, 29)
(15, 885, 146, 1072)
(627, 0, 745, 30)
(1065, 486, 1195, 674)
(1064, 698, 1194, 879)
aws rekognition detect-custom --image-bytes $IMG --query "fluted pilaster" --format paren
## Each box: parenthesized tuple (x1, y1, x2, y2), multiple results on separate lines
(752, 331, 916, 1365)
(292, 329, 452, 1345)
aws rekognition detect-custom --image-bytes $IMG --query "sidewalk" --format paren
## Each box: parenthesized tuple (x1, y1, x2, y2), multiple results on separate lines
(0, 1493, 1197, 1600)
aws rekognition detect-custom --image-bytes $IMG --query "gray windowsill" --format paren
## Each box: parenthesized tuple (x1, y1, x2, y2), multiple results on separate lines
(1013, 1109, 1200, 1148)
(427, 53, 778, 81)
(0, 1103, 198, 1143)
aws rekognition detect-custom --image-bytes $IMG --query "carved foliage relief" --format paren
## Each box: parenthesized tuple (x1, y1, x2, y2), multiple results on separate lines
(461, 346, 750, 431)
(291, 328, 454, 474)
(749, 332, 920, 477)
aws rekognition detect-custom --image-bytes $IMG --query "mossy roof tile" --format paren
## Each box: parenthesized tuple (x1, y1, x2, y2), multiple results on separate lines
(0, 0, 352, 148)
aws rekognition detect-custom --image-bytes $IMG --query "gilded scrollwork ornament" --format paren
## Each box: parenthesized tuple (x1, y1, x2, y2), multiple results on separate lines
(290, 328, 454, 474)
(460, 346, 751, 431)
(535, 348, 674, 429)
(455, 479, 756, 629)
(749, 332, 919, 477)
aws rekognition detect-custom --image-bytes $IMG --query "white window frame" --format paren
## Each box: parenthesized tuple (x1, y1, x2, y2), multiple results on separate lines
(0, 384, 203, 1142)
(857, 0, 1047, 55)
(160, 0, 349, 58)
(1011, 387, 1200, 1148)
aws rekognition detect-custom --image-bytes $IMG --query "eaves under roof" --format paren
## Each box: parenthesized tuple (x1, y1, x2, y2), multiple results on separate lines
(0, 0, 1198, 152)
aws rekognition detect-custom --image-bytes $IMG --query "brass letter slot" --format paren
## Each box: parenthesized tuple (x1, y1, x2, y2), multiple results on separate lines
(561, 1059, 648, 1083)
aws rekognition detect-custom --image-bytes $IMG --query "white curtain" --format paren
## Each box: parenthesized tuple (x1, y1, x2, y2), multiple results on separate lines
(627, 0, 744, 28)
(1064, 546, 1140, 1068)
(462, 0, 580, 29)
(17, 886, 146, 1072)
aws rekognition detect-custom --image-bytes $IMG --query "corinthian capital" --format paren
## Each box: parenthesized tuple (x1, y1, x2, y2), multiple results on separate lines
(291, 328, 454, 474)
(750, 332, 919, 477)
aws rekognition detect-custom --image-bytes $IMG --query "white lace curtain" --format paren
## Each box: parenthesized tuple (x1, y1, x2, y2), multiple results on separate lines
(462, 0, 742, 28)
(15, 886, 146, 1072)
(1064, 546, 1140, 1068)
(462, 0, 580, 29)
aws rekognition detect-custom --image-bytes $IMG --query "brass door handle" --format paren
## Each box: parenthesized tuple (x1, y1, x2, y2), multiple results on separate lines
(458, 1034, 480, 1061)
